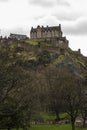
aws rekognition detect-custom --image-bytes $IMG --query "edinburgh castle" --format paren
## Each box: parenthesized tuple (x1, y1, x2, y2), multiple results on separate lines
(30, 24, 69, 49)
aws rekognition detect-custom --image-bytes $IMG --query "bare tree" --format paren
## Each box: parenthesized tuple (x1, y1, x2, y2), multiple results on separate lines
(80, 74, 87, 128)
(61, 72, 83, 130)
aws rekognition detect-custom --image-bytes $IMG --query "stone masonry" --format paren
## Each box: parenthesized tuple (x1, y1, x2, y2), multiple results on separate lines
(30, 24, 69, 49)
(30, 24, 62, 40)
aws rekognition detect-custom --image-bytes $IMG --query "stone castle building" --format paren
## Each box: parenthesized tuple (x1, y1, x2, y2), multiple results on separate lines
(30, 24, 69, 48)
(10, 33, 27, 40)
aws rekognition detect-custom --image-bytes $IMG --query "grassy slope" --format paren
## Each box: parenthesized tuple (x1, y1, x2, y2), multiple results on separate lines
(26, 40, 38, 45)
(30, 124, 87, 130)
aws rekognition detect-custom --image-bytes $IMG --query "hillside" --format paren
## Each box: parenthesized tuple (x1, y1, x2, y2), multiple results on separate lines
(0, 38, 87, 130)
(0, 39, 86, 74)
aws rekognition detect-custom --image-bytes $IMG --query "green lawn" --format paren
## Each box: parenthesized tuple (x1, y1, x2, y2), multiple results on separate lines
(39, 112, 56, 121)
(30, 124, 87, 130)
(38, 112, 68, 121)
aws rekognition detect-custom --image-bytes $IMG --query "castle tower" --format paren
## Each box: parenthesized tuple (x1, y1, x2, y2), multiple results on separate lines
(37, 25, 41, 38)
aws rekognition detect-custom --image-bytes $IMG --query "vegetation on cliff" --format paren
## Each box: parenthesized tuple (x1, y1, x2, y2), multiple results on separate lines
(0, 38, 87, 130)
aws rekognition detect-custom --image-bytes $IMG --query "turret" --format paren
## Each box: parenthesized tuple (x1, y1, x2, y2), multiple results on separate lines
(59, 24, 61, 30)
(78, 49, 81, 54)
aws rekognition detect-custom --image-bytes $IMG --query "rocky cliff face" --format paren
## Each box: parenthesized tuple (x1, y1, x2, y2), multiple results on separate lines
(0, 39, 87, 76)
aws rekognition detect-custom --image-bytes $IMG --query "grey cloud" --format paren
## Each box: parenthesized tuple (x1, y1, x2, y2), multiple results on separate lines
(0, 0, 9, 2)
(54, 15, 74, 21)
(29, 0, 55, 7)
(34, 15, 46, 20)
(29, 0, 70, 7)
(63, 18, 87, 35)
(53, 11, 81, 21)
(56, 0, 70, 6)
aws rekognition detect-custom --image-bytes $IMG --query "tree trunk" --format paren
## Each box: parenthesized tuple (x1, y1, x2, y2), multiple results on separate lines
(55, 110, 60, 121)
(71, 119, 75, 130)
(83, 117, 86, 128)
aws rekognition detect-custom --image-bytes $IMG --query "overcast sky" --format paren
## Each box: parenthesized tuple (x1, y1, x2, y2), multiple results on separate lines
(0, 0, 87, 56)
